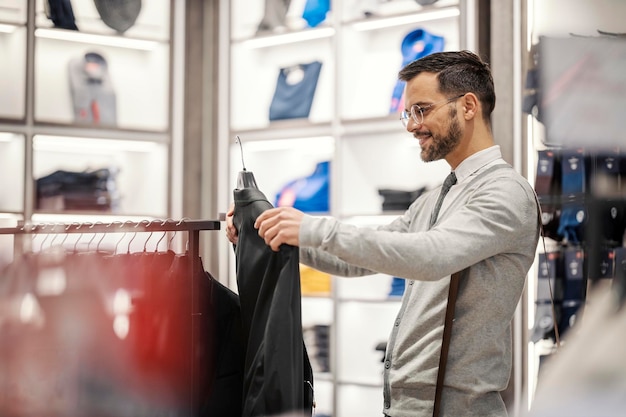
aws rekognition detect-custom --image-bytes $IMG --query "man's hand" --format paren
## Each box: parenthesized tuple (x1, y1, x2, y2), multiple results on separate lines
(225, 204, 238, 245)
(255, 206, 305, 251)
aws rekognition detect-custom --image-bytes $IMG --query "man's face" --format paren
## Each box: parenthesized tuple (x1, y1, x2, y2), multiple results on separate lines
(418, 106, 462, 162)
(403, 73, 463, 163)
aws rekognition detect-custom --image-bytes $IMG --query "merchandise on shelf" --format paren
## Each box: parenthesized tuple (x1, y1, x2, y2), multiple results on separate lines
(534, 148, 626, 246)
(93, 0, 142, 34)
(390, 28, 445, 114)
(303, 324, 330, 373)
(557, 201, 585, 245)
(614, 247, 626, 302)
(302, 0, 330, 28)
(531, 250, 563, 343)
(256, 0, 293, 33)
(44, 0, 79, 30)
(269, 60, 323, 121)
(387, 276, 405, 297)
(300, 264, 331, 296)
(68, 51, 117, 127)
(378, 187, 426, 211)
(35, 167, 121, 212)
(532, 145, 626, 343)
(275, 160, 330, 213)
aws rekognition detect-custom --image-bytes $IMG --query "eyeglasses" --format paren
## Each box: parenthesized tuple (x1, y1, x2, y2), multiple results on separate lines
(400, 94, 465, 128)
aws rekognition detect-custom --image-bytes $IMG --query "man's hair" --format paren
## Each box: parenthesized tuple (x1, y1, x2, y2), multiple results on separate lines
(398, 50, 496, 124)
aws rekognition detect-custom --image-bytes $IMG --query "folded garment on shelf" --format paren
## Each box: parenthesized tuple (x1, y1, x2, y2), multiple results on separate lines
(300, 264, 331, 295)
(38, 191, 118, 212)
(36, 168, 121, 212)
(303, 324, 330, 373)
(388, 276, 406, 297)
(378, 187, 425, 211)
(45, 0, 79, 30)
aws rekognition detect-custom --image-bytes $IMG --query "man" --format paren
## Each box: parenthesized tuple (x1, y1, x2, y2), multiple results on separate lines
(226, 50, 540, 417)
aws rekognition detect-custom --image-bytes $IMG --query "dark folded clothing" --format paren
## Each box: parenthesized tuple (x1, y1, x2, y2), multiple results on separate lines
(36, 168, 120, 212)
(37, 168, 117, 197)
(378, 187, 426, 211)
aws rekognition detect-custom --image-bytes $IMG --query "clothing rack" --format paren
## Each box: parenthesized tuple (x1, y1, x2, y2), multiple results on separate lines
(0, 218, 220, 262)
(0, 218, 221, 416)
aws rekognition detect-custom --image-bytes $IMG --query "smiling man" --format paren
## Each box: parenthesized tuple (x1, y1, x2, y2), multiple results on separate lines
(227, 50, 541, 417)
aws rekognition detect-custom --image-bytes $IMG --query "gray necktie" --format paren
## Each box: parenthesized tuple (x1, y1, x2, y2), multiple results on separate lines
(430, 172, 457, 227)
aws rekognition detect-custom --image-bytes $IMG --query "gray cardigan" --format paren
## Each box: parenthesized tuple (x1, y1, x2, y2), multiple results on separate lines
(299, 148, 540, 417)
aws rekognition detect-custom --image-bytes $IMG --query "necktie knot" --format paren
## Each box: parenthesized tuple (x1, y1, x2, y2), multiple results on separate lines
(430, 172, 457, 227)
(442, 171, 457, 191)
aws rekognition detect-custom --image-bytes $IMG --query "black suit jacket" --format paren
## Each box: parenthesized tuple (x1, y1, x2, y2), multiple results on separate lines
(233, 186, 314, 417)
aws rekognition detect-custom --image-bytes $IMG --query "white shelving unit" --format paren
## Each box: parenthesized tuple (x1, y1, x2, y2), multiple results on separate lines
(219, 1, 480, 415)
(0, 0, 179, 249)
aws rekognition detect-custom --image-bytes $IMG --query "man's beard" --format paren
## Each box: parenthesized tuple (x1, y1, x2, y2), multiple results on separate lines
(420, 109, 462, 162)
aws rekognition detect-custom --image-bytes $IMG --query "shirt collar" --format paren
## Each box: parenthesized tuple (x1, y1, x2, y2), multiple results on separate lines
(453, 145, 504, 183)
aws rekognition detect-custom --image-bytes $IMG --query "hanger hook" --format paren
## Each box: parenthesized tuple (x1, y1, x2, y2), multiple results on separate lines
(114, 221, 130, 255)
(129, 220, 150, 254)
(73, 223, 85, 252)
(38, 225, 50, 252)
(143, 220, 157, 252)
(235, 135, 246, 171)
(49, 227, 59, 248)
(155, 218, 172, 252)
(97, 221, 113, 252)
(168, 217, 188, 251)
(49, 223, 65, 249)
(60, 223, 76, 249)
(82, 222, 97, 251)
(31, 223, 41, 249)
(87, 222, 104, 252)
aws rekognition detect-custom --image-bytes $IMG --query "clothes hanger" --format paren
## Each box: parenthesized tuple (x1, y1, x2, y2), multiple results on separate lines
(235, 136, 259, 189)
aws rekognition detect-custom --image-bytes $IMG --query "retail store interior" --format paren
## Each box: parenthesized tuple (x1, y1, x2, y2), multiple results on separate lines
(0, 0, 625, 416)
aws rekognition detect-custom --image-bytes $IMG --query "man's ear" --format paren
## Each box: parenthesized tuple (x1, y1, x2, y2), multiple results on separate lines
(461, 93, 480, 121)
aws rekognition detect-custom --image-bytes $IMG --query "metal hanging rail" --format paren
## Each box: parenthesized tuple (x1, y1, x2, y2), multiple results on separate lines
(0, 219, 221, 235)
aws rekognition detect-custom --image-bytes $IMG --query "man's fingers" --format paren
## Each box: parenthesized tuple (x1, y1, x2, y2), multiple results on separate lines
(254, 207, 300, 250)
(254, 207, 279, 230)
